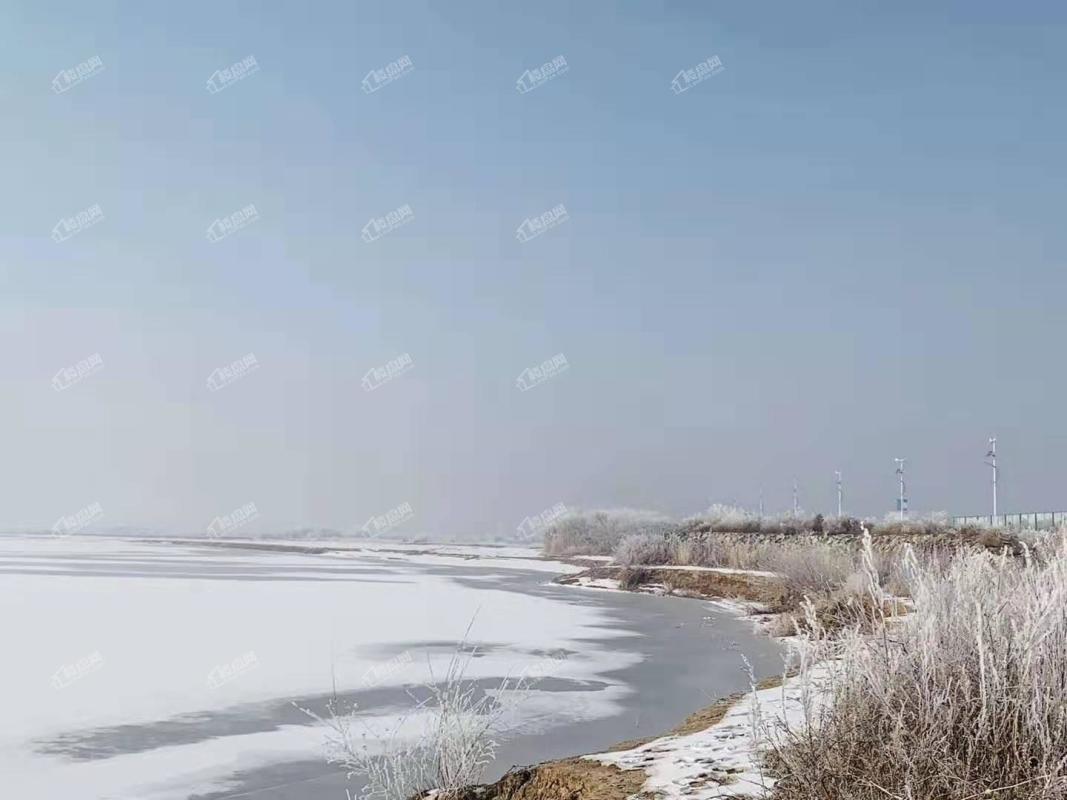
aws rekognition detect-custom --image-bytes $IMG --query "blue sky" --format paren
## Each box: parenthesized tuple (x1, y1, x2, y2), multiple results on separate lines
(3, 1, 1067, 535)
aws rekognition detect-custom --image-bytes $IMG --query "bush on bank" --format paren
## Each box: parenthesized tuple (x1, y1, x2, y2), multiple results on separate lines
(768, 534, 1067, 800)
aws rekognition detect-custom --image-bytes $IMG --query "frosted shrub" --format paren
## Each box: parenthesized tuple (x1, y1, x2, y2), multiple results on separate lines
(771, 533, 1067, 800)
(614, 533, 674, 565)
(542, 508, 675, 556)
(872, 511, 954, 536)
(763, 545, 857, 596)
(302, 642, 522, 799)
(698, 503, 762, 532)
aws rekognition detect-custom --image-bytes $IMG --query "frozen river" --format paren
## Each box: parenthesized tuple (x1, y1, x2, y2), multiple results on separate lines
(0, 535, 783, 799)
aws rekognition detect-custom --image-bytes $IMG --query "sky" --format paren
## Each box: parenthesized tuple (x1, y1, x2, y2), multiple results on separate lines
(3, 1, 1067, 537)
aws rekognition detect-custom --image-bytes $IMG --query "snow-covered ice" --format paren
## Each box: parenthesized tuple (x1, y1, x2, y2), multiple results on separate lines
(0, 535, 639, 799)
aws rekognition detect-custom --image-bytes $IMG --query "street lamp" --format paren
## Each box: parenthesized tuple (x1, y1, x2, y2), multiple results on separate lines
(894, 458, 907, 520)
(985, 437, 998, 520)
(835, 471, 843, 517)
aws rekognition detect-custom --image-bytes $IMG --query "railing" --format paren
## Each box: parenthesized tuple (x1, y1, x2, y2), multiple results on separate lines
(951, 512, 1067, 531)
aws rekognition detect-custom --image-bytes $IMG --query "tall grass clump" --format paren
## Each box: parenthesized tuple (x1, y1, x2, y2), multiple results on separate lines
(541, 508, 675, 557)
(762, 545, 861, 597)
(301, 633, 526, 799)
(770, 532, 1067, 800)
(613, 530, 861, 595)
(614, 532, 675, 566)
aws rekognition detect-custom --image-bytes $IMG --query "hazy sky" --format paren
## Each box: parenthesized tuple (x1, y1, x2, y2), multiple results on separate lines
(4, 1, 1067, 537)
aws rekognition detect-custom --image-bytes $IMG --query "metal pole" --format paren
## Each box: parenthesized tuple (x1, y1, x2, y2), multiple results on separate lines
(793, 479, 799, 516)
(835, 471, 843, 517)
(894, 458, 907, 520)
(986, 437, 998, 518)
(758, 490, 764, 519)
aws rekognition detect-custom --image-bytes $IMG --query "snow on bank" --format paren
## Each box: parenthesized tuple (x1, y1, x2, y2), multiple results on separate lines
(705, 597, 773, 616)
(569, 565, 782, 580)
(567, 576, 673, 596)
(586, 664, 830, 798)
(563, 565, 781, 601)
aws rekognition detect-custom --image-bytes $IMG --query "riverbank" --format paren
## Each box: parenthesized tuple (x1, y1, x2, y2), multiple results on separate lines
(418, 560, 800, 800)
(438, 523, 1045, 800)
(436, 674, 800, 800)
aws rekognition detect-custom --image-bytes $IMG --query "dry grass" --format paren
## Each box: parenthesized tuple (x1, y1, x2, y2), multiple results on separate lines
(768, 532, 1067, 800)
(614, 532, 869, 619)
(617, 566, 653, 590)
(610, 524, 1005, 636)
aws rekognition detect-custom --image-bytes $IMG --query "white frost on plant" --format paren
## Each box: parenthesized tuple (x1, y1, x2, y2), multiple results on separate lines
(542, 508, 677, 557)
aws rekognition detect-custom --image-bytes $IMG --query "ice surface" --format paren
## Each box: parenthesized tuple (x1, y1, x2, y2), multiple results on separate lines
(0, 535, 637, 799)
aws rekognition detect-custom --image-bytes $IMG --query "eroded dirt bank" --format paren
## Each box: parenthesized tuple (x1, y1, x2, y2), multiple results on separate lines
(417, 688, 762, 800)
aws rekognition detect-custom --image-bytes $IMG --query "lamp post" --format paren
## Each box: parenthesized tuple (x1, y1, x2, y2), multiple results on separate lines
(985, 437, 998, 521)
(835, 471, 843, 517)
(894, 458, 907, 520)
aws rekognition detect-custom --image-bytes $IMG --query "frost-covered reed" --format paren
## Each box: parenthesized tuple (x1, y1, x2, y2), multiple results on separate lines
(770, 531, 1067, 800)
(301, 635, 525, 800)
(541, 508, 675, 556)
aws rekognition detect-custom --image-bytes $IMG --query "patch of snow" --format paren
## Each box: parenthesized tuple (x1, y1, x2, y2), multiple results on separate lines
(569, 576, 624, 591)
(586, 664, 831, 798)
(706, 598, 772, 616)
